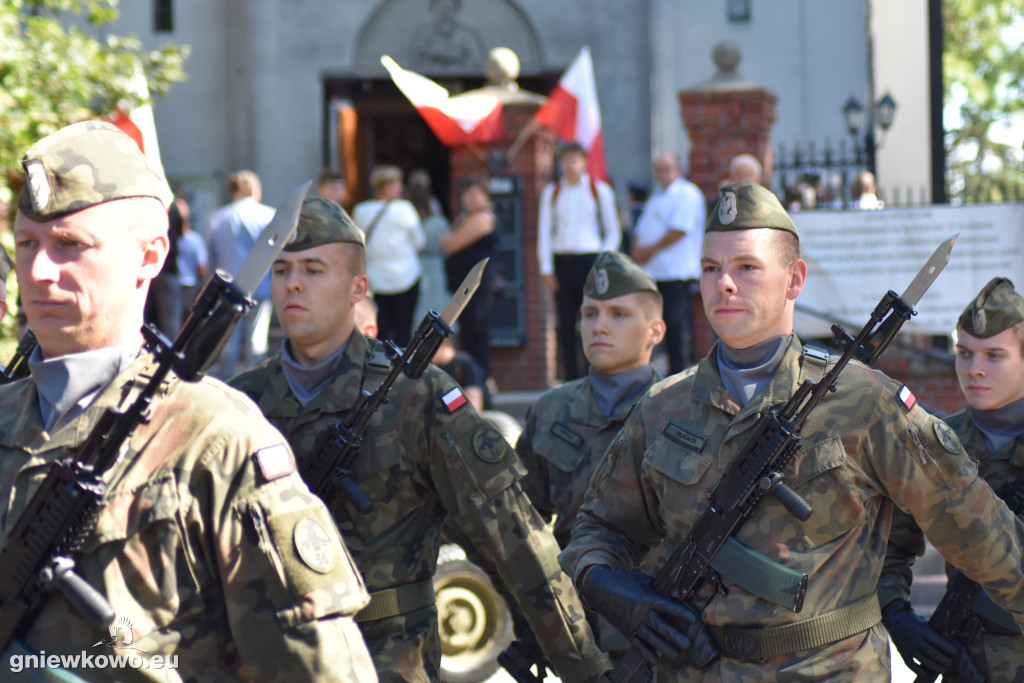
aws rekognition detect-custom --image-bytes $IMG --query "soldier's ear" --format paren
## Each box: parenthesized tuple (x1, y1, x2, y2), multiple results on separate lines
(649, 318, 666, 347)
(787, 259, 807, 301)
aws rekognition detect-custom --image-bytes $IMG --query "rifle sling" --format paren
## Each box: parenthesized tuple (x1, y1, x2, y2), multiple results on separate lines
(355, 578, 435, 622)
(972, 590, 1023, 636)
(708, 537, 807, 612)
(707, 593, 880, 660)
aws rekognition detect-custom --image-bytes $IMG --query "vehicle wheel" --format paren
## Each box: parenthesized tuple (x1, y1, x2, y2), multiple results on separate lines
(435, 544, 514, 683)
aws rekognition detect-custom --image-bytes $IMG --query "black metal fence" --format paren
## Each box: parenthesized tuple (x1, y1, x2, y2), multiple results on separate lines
(772, 139, 932, 209)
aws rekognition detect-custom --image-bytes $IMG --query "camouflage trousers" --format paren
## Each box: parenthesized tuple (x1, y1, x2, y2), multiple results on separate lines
(360, 605, 441, 683)
(968, 632, 1024, 682)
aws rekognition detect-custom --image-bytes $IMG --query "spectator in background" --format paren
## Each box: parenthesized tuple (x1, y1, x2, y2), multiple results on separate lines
(353, 165, 424, 347)
(407, 167, 445, 217)
(631, 152, 706, 374)
(354, 293, 379, 338)
(317, 167, 348, 209)
(538, 142, 621, 381)
(851, 170, 885, 209)
(433, 336, 490, 411)
(440, 177, 499, 381)
(144, 184, 183, 339)
(173, 186, 209, 320)
(728, 153, 763, 184)
(206, 169, 276, 377)
(408, 182, 451, 325)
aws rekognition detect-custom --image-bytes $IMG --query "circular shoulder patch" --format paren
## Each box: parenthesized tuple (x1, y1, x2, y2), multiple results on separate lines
(473, 426, 507, 463)
(293, 518, 338, 574)
(933, 421, 962, 454)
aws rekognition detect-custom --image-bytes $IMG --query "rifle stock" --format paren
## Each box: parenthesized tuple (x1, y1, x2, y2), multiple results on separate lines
(0, 329, 37, 384)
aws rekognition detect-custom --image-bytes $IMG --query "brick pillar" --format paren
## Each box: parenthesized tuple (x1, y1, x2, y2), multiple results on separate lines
(679, 87, 778, 201)
(450, 104, 557, 391)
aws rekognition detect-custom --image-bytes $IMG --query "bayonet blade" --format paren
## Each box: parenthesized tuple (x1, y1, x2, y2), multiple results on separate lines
(440, 258, 489, 327)
(900, 234, 958, 309)
(232, 181, 311, 295)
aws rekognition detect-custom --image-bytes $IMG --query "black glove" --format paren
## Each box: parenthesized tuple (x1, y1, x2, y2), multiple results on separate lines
(579, 565, 719, 669)
(498, 624, 549, 683)
(882, 599, 984, 683)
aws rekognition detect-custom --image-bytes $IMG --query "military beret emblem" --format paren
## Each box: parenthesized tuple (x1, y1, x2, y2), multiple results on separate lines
(595, 268, 609, 295)
(24, 159, 51, 214)
(972, 308, 986, 335)
(719, 190, 737, 225)
(472, 426, 506, 463)
(293, 517, 337, 574)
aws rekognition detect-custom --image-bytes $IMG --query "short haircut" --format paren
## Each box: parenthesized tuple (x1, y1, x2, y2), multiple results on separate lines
(341, 241, 366, 276)
(318, 168, 345, 185)
(228, 170, 261, 198)
(459, 176, 490, 198)
(369, 165, 403, 192)
(771, 231, 801, 265)
(636, 290, 664, 320)
(558, 141, 587, 157)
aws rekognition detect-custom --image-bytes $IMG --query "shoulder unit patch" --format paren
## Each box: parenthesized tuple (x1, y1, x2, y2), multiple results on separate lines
(473, 426, 506, 463)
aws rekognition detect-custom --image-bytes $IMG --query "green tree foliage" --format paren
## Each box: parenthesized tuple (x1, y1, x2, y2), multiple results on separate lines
(943, 0, 1024, 204)
(0, 0, 189, 204)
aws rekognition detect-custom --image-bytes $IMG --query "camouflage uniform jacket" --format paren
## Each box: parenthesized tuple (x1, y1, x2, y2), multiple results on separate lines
(560, 336, 1024, 682)
(517, 372, 659, 656)
(0, 354, 375, 682)
(880, 408, 1024, 681)
(230, 330, 607, 683)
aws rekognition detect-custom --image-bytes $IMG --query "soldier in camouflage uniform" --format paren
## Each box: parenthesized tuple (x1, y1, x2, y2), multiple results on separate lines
(560, 180, 1024, 681)
(517, 250, 665, 658)
(229, 198, 608, 683)
(0, 121, 375, 681)
(880, 277, 1024, 682)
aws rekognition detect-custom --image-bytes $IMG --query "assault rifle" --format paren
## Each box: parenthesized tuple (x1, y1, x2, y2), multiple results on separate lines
(498, 630, 551, 683)
(301, 258, 488, 513)
(913, 473, 1024, 683)
(0, 329, 36, 383)
(606, 235, 958, 683)
(0, 182, 309, 651)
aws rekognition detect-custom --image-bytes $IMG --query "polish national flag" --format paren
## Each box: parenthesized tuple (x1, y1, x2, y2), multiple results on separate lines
(381, 55, 503, 147)
(107, 68, 168, 185)
(534, 46, 608, 182)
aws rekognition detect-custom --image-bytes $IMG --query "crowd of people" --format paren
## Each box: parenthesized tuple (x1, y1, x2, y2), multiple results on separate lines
(0, 119, 1022, 682)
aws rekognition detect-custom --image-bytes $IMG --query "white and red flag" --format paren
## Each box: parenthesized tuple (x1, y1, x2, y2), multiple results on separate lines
(381, 55, 503, 147)
(108, 68, 165, 172)
(534, 46, 608, 181)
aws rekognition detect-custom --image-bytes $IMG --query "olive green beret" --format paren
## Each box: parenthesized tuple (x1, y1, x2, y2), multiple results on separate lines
(285, 196, 365, 252)
(584, 251, 659, 300)
(957, 277, 1024, 338)
(17, 120, 172, 221)
(706, 180, 798, 238)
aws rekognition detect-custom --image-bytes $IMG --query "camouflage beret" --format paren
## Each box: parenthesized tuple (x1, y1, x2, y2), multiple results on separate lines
(17, 120, 172, 221)
(285, 196, 365, 252)
(957, 277, 1024, 338)
(584, 251, 659, 300)
(706, 180, 798, 238)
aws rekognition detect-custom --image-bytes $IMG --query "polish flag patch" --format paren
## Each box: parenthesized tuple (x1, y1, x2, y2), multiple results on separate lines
(442, 387, 467, 413)
(256, 443, 295, 482)
(897, 385, 917, 412)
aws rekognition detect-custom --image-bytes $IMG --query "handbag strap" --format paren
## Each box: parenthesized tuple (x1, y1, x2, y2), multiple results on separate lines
(363, 200, 393, 244)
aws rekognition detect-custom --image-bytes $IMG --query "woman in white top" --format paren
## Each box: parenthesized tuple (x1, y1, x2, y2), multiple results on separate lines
(353, 165, 425, 346)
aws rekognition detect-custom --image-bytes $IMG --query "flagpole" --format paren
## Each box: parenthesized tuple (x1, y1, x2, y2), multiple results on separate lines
(505, 118, 542, 164)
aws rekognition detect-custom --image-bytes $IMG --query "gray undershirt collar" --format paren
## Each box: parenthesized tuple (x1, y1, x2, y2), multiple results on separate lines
(29, 345, 139, 433)
(589, 365, 654, 418)
(281, 338, 347, 406)
(717, 335, 791, 408)
(969, 395, 1024, 453)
